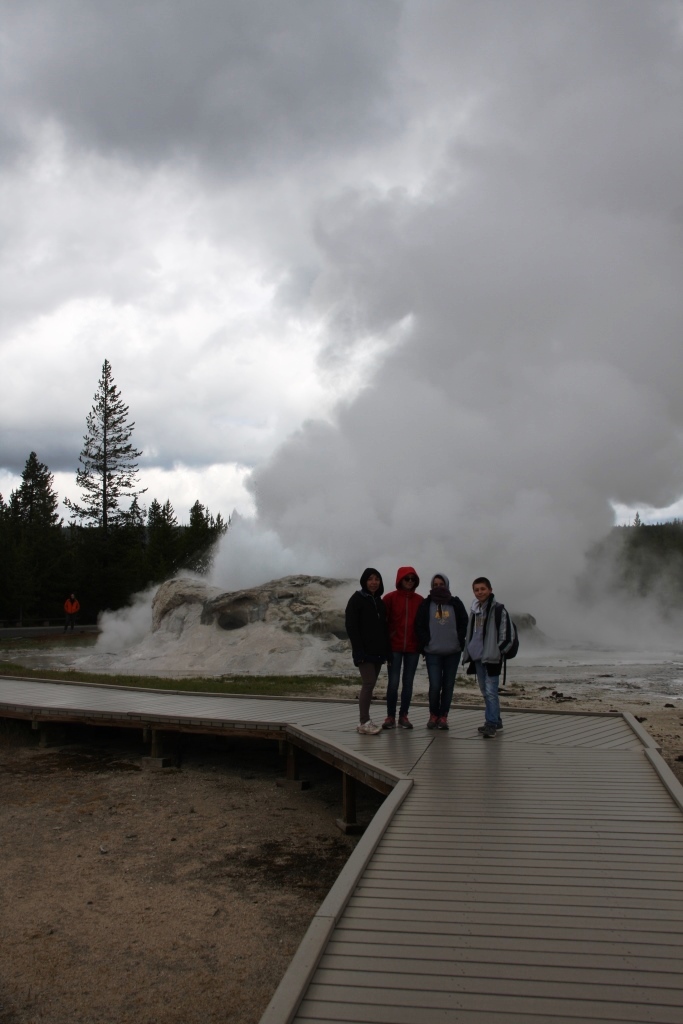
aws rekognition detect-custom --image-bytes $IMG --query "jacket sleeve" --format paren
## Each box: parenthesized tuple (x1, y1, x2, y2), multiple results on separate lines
(461, 612, 473, 664)
(344, 594, 363, 654)
(496, 604, 514, 654)
(413, 599, 430, 652)
(380, 601, 392, 657)
(453, 598, 469, 648)
(382, 592, 393, 641)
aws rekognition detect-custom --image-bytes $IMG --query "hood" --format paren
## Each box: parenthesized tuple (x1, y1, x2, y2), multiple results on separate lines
(359, 567, 384, 596)
(430, 572, 450, 589)
(396, 565, 419, 588)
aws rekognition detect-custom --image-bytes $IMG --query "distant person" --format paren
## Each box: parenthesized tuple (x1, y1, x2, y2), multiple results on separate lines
(415, 574, 468, 730)
(63, 593, 80, 633)
(382, 566, 423, 729)
(345, 568, 391, 735)
(462, 576, 515, 738)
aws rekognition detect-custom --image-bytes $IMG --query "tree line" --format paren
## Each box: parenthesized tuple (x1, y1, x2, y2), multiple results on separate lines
(0, 360, 228, 626)
(581, 519, 683, 609)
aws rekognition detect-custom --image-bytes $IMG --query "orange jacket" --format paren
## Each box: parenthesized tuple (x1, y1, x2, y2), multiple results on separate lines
(64, 597, 80, 614)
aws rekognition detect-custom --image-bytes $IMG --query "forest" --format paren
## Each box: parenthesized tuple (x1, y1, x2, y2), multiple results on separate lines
(582, 518, 683, 609)
(0, 361, 228, 626)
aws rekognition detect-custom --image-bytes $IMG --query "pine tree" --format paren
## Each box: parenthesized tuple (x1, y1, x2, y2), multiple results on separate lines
(10, 452, 61, 528)
(181, 500, 229, 574)
(6, 452, 65, 622)
(633, 511, 642, 527)
(65, 359, 146, 533)
(147, 498, 181, 582)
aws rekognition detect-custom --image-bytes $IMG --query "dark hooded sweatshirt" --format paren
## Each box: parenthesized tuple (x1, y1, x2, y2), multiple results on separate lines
(345, 568, 391, 666)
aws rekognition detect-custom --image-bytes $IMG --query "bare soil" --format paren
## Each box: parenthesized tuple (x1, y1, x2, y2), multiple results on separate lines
(0, 723, 381, 1024)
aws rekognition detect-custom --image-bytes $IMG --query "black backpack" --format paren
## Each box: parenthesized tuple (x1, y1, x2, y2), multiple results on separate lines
(504, 618, 519, 660)
(500, 608, 518, 688)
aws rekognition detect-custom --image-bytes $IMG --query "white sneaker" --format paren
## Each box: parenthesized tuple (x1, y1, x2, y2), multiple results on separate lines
(357, 720, 381, 735)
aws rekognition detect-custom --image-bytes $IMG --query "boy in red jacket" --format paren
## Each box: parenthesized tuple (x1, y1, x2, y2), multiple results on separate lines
(382, 566, 423, 729)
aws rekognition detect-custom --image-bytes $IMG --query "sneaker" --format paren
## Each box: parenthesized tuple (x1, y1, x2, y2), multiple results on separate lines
(478, 723, 503, 734)
(427, 714, 439, 730)
(357, 720, 382, 735)
(398, 714, 413, 730)
(382, 716, 396, 730)
(482, 723, 497, 739)
(437, 716, 449, 730)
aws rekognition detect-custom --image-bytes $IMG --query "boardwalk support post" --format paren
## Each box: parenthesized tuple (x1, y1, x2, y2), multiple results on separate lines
(32, 721, 67, 747)
(142, 729, 178, 769)
(336, 771, 365, 834)
(277, 741, 310, 790)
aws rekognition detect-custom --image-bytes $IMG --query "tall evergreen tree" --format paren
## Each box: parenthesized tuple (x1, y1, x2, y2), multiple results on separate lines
(65, 359, 146, 533)
(64, 360, 146, 612)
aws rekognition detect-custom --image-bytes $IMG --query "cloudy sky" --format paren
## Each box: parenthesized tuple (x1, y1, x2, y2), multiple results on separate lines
(2, 1, 682, 611)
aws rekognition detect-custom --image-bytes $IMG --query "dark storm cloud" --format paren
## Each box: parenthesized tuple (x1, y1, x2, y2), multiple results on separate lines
(1, 0, 401, 169)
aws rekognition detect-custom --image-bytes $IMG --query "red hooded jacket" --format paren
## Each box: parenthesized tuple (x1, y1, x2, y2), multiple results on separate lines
(382, 566, 423, 653)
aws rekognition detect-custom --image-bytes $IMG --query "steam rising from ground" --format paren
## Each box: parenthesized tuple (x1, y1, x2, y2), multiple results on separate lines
(95, 588, 155, 654)
(211, 4, 683, 636)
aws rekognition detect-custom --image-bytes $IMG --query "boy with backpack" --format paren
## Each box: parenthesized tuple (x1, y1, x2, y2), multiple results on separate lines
(462, 577, 518, 739)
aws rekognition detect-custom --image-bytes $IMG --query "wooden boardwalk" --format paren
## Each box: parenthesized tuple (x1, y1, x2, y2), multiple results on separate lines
(1, 677, 682, 1023)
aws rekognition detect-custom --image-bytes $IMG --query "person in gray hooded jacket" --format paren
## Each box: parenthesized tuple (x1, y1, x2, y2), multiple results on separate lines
(414, 573, 468, 730)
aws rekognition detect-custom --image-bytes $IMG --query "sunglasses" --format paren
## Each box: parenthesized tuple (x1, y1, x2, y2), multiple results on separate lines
(403, 575, 417, 582)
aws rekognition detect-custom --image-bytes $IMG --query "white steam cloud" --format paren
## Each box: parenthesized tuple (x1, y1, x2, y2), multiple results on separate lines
(213, 3, 683, 632)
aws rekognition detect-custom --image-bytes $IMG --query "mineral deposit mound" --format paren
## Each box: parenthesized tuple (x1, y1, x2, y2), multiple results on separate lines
(80, 575, 358, 677)
(72, 574, 542, 679)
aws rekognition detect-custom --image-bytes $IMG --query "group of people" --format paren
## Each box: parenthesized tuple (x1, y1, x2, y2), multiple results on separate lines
(344, 566, 516, 738)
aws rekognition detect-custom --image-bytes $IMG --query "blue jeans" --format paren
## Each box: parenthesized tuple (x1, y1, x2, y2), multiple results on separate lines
(425, 651, 461, 718)
(386, 651, 420, 718)
(474, 660, 502, 727)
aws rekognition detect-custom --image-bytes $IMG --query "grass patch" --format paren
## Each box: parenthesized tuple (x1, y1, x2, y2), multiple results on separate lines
(0, 636, 97, 651)
(0, 661, 358, 697)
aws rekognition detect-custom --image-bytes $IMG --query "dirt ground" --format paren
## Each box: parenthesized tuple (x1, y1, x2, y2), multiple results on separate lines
(2, 674, 683, 1024)
(0, 723, 381, 1024)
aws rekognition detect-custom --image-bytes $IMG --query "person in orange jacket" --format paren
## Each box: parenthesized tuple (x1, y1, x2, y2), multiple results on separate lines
(381, 566, 423, 729)
(64, 593, 80, 632)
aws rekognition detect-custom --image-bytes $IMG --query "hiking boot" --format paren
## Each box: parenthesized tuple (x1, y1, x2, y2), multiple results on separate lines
(437, 716, 449, 730)
(398, 714, 413, 730)
(427, 714, 439, 729)
(482, 723, 497, 738)
(357, 720, 382, 735)
(382, 716, 396, 730)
